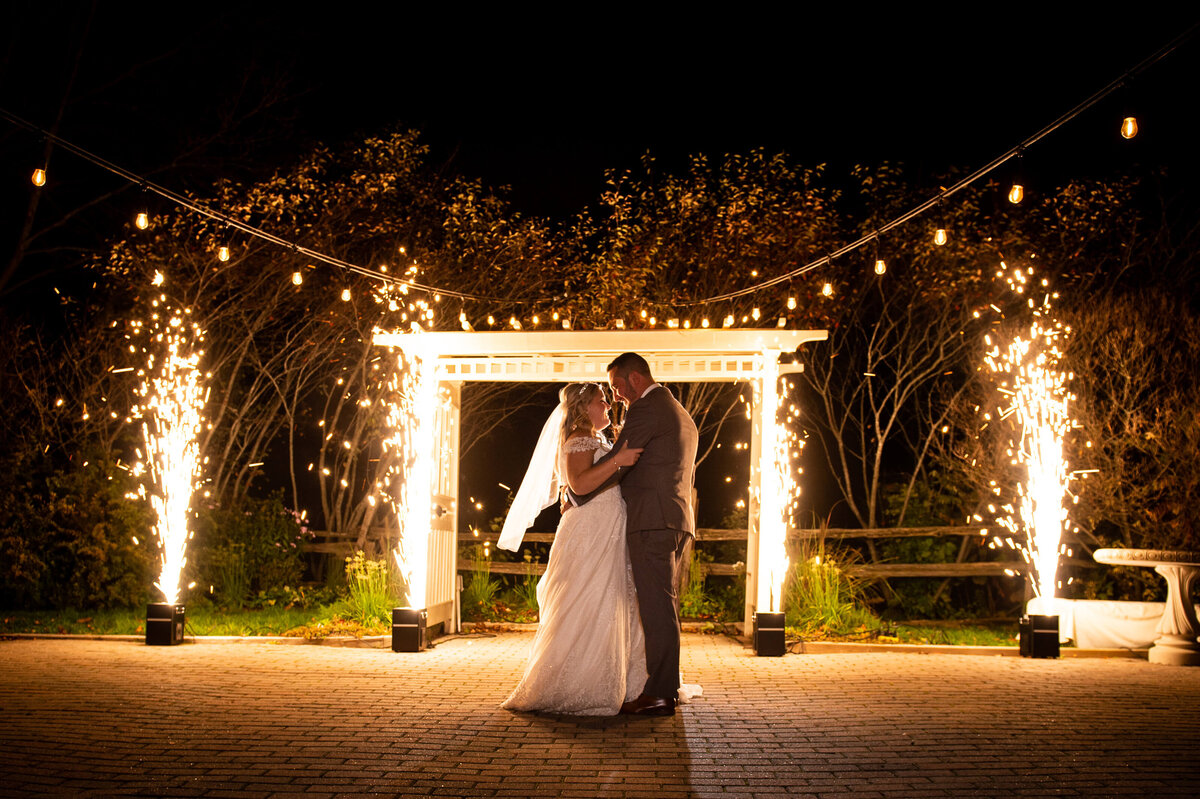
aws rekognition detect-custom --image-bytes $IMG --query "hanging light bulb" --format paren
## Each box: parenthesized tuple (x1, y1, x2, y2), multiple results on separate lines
(722, 315, 734, 328)
(135, 211, 149, 230)
(486, 315, 495, 326)
(31, 168, 46, 187)
(615, 318, 625, 329)
(1008, 153, 1025, 204)
(777, 317, 787, 328)
(292, 271, 304, 286)
(821, 282, 833, 297)
(683, 320, 691, 329)
(561, 318, 571, 329)
(217, 246, 230, 262)
(701, 317, 710, 328)
(934, 227, 948, 246)
(459, 312, 472, 331)
(340, 288, 352, 302)
(1119, 81, 1139, 140)
(787, 296, 796, 310)
(751, 307, 760, 321)
(874, 259, 887, 275)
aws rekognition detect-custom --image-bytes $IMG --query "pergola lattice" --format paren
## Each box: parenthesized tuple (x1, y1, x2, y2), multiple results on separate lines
(373, 329, 828, 632)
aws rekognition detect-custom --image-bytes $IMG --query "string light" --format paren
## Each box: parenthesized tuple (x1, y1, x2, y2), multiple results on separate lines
(340, 288, 352, 302)
(821, 282, 833, 297)
(135, 211, 149, 230)
(1008, 153, 1025, 205)
(217, 246, 230, 262)
(5, 21, 1189, 314)
(933, 201, 948, 246)
(31, 167, 46, 187)
(291, 271, 303, 286)
(1120, 80, 1139, 139)
(874, 258, 887, 275)
(786, 296, 796, 310)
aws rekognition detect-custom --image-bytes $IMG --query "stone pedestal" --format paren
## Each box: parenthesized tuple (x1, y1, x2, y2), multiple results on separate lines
(1093, 549, 1200, 666)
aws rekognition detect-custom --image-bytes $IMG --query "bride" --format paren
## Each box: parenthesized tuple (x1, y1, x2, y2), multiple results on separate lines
(498, 382, 647, 715)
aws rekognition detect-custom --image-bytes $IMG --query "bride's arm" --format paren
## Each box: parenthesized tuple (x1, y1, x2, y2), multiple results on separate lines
(564, 438, 641, 496)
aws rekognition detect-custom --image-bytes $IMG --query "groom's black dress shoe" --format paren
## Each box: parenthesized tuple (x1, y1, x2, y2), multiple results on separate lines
(620, 693, 676, 716)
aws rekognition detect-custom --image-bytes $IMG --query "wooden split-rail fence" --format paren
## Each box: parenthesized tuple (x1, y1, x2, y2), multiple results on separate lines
(304, 525, 1095, 581)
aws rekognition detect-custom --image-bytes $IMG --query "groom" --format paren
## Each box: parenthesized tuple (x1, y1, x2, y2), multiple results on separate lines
(587, 352, 698, 716)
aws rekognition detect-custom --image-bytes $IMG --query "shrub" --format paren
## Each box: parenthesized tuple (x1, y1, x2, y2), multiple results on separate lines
(462, 544, 501, 621)
(784, 538, 880, 637)
(342, 551, 394, 627)
(510, 552, 540, 615)
(0, 456, 154, 610)
(193, 494, 311, 605)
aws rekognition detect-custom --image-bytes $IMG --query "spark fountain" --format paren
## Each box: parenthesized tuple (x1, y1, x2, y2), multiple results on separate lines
(980, 265, 1076, 657)
(752, 352, 803, 656)
(128, 272, 209, 645)
(379, 330, 441, 652)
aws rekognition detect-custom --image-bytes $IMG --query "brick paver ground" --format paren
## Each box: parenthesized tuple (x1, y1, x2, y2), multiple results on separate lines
(1, 632, 1197, 798)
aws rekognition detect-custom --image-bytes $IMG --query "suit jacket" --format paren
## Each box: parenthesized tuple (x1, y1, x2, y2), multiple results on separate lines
(584, 385, 698, 535)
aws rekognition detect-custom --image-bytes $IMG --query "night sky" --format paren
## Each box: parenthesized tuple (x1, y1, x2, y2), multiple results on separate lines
(3, 4, 1199, 527)
(4, 6, 1198, 220)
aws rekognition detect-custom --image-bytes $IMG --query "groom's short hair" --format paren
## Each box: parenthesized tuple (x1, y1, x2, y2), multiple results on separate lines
(608, 352, 652, 381)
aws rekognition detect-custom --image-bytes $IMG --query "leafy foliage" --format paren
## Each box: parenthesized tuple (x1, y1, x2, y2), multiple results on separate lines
(340, 551, 395, 627)
(192, 494, 310, 605)
(784, 539, 880, 638)
(0, 455, 153, 610)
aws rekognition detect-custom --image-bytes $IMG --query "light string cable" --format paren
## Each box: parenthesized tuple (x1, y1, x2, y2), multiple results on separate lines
(0, 106, 522, 304)
(691, 21, 1200, 306)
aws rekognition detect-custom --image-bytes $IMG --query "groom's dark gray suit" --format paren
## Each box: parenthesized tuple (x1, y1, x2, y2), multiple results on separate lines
(583, 384, 698, 700)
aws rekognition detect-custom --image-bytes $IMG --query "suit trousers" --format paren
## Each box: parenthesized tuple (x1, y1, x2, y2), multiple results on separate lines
(627, 528, 692, 699)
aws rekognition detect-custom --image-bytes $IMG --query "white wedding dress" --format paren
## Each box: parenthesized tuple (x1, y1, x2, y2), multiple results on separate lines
(502, 436, 649, 715)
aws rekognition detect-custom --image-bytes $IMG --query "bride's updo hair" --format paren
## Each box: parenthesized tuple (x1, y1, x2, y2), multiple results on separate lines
(559, 382, 604, 443)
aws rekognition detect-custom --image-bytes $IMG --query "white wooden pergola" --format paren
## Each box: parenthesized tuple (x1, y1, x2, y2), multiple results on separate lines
(373, 328, 828, 633)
